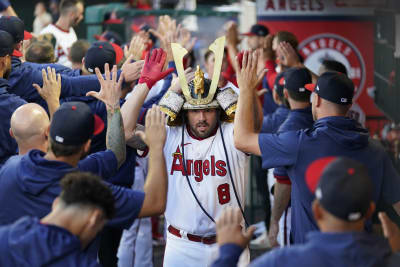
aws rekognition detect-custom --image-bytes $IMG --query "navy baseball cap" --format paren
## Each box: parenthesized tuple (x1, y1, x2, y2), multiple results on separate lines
(242, 24, 269, 37)
(0, 30, 15, 57)
(0, 16, 32, 43)
(84, 41, 123, 74)
(274, 72, 285, 97)
(306, 157, 373, 222)
(50, 102, 104, 145)
(284, 67, 312, 93)
(305, 71, 354, 105)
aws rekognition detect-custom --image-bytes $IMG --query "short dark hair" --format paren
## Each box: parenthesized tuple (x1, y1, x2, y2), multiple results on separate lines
(69, 39, 89, 64)
(49, 137, 84, 157)
(25, 41, 55, 63)
(59, 0, 83, 15)
(321, 59, 348, 76)
(275, 31, 299, 49)
(204, 50, 213, 62)
(60, 172, 115, 219)
(287, 88, 311, 103)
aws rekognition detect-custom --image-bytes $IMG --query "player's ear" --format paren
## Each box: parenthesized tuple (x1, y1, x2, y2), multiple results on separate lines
(312, 199, 323, 221)
(283, 88, 289, 100)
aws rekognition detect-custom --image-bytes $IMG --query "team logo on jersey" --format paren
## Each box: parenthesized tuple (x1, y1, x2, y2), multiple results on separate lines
(299, 33, 366, 101)
(170, 146, 227, 182)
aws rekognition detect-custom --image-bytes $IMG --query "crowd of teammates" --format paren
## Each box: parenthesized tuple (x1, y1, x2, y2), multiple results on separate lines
(0, 0, 399, 266)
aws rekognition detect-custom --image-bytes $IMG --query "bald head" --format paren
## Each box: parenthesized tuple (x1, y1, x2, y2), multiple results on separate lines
(10, 103, 50, 148)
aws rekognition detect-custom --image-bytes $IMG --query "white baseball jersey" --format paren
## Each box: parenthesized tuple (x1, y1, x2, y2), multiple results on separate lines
(40, 24, 77, 67)
(164, 122, 249, 236)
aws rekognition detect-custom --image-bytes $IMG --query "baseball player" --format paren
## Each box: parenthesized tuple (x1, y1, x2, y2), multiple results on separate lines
(125, 37, 262, 266)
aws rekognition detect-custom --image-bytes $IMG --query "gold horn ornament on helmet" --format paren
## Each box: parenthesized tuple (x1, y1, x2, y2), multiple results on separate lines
(171, 36, 226, 106)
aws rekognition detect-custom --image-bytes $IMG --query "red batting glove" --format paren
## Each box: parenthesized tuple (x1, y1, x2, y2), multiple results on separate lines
(138, 48, 174, 89)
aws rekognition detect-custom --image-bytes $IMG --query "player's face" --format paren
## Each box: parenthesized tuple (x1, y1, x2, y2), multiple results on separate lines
(247, 36, 260, 51)
(187, 109, 218, 139)
(72, 2, 84, 26)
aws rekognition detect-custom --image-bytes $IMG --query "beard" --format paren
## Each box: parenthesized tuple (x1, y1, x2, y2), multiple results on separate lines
(189, 121, 217, 139)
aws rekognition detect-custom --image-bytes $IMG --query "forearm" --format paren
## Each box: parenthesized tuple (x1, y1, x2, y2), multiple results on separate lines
(253, 93, 263, 132)
(141, 146, 167, 216)
(46, 99, 60, 119)
(227, 44, 239, 72)
(270, 183, 291, 223)
(121, 83, 149, 140)
(234, 88, 256, 151)
(106, 108, 126, 168)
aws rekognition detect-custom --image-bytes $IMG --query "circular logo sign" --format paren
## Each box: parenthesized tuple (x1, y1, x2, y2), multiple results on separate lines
(299, 33, 366, 101)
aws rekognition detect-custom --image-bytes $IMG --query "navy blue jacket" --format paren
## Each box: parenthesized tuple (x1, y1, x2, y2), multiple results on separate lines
(262, 76, 279, 115)
(259, 116, 400, 244)
(23, 61, 81, 77)
(0, 216, 100, 266)
(273, 106, 314, 182)
(212, 231, 400, 267)
(0, 78, 26, 167)
(61, 96, 145, 187)
(8, 57, 102, 110)
(0, 149, 144, 229)
(260, 106, 290, 134)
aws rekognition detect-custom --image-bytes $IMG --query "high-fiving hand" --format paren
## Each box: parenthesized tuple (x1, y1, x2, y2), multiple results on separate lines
(216, 207, 256, 248)
(87, 63, 122, 112)
(236, 50, 267, 93)
(136, 105, 166, 150)
(138, 48, 174, 90)
(33, 66, 61, 104)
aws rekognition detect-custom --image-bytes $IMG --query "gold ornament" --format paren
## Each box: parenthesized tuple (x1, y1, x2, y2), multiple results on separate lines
(193, 66, 205, 96)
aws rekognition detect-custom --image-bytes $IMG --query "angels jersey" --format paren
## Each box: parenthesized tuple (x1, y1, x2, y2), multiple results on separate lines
(164, 122, 249, 235)
(40, 24, 77, 67)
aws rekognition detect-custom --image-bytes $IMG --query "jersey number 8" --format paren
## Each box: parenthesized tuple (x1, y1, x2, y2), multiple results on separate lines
(217, 183, 230, 205)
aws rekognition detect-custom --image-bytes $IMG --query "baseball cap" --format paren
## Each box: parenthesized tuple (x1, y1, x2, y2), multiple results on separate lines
(283, 67, 312, 93)
(242, 24, 269, 37)
(305, 157, 373, 222)
(84, 41, 123, 74)
(274, 72, 285, 97)
(0, 30, 15, 57)
(305, 71, 354, 105)
(0, 16, 32, 43)
(50, 102, 105, 145)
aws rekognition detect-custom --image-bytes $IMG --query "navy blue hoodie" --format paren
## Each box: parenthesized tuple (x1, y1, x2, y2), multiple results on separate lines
(273, 106, 314, 183)
(0, 78, 26, 167)
(8, 57, 102, 110)
(0, 216, 100, 266)
(260, 106, 290, 134)
(0, 150, 144, 229)
(259, 116, 400, 244)
(212, 231, 400, 267)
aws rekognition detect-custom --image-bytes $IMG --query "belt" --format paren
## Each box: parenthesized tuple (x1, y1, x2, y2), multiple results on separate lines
(167, 225, 216, 245)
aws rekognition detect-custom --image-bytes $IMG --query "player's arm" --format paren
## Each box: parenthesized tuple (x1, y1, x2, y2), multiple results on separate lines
(268, 182, 291, 247)
(122, 48, 173, 143)
(138, 106, 168, 217)
(86, 64, 126, 168)
(234, 51, 265, 155)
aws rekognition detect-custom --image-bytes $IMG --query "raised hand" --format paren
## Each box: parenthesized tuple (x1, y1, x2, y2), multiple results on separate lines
(124, 35, 146, 61)
(236, 50, 266, 93)
(178, 28, 197, 52)
(33, 66, 61, 103)
(278, 41, 302, 68)
(136, 105, 166, 150)
(86, 63, 122, 112)
(225, 21, 240, 47)
(169, 67, 194, 94)
(216, 207, 256, 248)
(139, 48, 174, 90)
(33, 66, 61, 117)
(121, 58, 144, 82)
